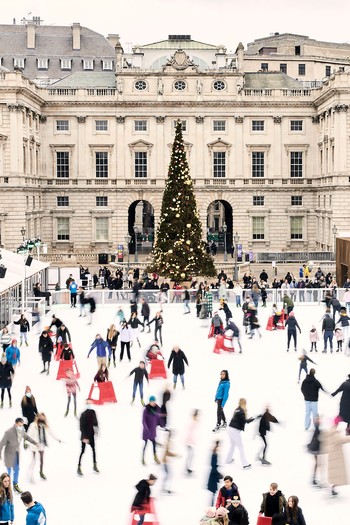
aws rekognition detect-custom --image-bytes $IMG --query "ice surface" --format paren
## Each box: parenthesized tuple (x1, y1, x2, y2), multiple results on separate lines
(1, 300, 350, 525)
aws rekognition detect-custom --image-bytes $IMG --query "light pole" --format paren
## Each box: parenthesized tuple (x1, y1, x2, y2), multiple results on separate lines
(233, 231, 240, 282)
(133, 225, 139, 263)
(19, 227, 27, 313)
(222, 222, 227, 262)
(124, 234, 131, 272)
(332, 224, 338, 261)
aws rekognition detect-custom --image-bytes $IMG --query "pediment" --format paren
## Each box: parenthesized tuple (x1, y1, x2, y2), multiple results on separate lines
(162, 49, 198, 72)
(128, 139, 154, 150)
(207, 139, 232, 150)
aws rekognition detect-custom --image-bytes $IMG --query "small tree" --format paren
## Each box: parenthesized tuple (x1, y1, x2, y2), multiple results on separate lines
(148, 121, 216, 281)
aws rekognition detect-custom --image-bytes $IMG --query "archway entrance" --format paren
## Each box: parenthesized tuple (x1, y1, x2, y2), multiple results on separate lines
(128, 200, 154, 255)
(206, 200, 233, 255)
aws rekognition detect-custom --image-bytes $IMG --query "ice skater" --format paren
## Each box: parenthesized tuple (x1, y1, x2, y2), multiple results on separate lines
(213, 370, 230, 433)
(256, 407, 279, 465)
(64, 369, 80, 417)
(226, 398, 254, 469)
(298, 350, 316, 383)
(167, 345, 189, 390)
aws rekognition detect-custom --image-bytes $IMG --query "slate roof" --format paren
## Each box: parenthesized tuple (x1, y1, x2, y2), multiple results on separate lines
(0, 24, 115, 82)
(244, 72, 304, 89)
(139, 39, 220, 50)
(50, 72, 116, 88)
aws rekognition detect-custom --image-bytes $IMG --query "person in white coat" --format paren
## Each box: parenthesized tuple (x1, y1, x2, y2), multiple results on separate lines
(27, 413, 61, 481)
(119, 320, 133, 362)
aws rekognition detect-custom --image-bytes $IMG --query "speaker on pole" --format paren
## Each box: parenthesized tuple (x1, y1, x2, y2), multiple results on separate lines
(25, 256, 33, 267)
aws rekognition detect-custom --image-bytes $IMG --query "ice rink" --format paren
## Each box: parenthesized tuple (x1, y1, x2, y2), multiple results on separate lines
(1, 297, 350, 525)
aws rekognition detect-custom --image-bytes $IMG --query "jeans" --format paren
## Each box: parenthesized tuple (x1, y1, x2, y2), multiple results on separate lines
(173, 373, 184, 386)
(183, 300, 190, 313)
(132, 381, 144, 400)
(236, 296, 241, 307)
(305, 401, 318, 430)
(7, 451, 19, 484)
(323, 331, 333, 351)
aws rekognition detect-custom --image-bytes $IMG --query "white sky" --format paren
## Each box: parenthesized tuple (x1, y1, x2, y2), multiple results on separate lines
(2, 0, 350, 52)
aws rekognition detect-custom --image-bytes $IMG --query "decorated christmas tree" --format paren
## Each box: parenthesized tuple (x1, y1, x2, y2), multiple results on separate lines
(148, 120, 216, 281)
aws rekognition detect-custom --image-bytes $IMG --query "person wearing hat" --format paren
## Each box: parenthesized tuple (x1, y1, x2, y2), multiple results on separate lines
(141, 395, 162, 465)
(131, 473, 157, 525)
(227, 495, 249, 525)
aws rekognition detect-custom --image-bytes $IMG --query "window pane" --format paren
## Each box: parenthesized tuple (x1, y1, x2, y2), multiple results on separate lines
(213, 120, 226, 132)
(291, 196, 302, 206)
(83, 59, 93, 70)
(173, 120, 187, 132)
(134, 120, 148, 132)
(57, 218, 69, 240)
(291, 216, 303, 239)
(261, 63, 268, 71)
(56, 120, 69, 131)
(102, 60, 113, 70)
(280, 63, 287, 74)
(61, 59, 72, 70)
(252, 217, 265, 239)
(253, 196, 264, 206)
(290, 120, 303, 131)
(56, 152, 69, 178)
(95, 120, 108, 132)
(252, 152, 265, 177)
(298, 64, 305, 75)
(96, 196, 108, 207)
(96, 152, 108, 178)
(213, 152, 226, 178)
(96, 217, 108, 241)
(290, 152, 303, 177)
(57, 196, 69, 207)
(252, 120, 264, 131)
(135, 152, 147, 178)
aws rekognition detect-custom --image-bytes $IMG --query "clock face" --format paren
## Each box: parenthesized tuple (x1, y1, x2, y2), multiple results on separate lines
(134, 80, 147, 91)
(174, 80, 186, 91)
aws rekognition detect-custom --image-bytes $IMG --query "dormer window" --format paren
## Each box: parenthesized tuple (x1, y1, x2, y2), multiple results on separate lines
(83, 59, 94, 70)
(37, 58, 48, 70)
(60, 59, 72, 70)
(14, 58, 25, 69)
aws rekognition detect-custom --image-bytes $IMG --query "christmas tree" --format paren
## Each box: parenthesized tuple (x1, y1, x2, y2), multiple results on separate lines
(148, 120, 216, 281)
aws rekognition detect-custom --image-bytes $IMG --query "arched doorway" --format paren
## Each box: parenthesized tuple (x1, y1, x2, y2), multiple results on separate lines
(128, 200, 154, 254)
(206, 200, 233, 255)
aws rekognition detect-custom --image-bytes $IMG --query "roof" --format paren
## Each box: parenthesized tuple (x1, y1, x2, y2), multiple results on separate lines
(244, 72, 304, 89)
(50, 71, 116, 88)
(0, 249, 49, 294)
(138, 38, 221, 50)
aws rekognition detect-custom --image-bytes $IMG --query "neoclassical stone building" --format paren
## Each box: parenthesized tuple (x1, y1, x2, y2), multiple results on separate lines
(0, 21, 350, 260)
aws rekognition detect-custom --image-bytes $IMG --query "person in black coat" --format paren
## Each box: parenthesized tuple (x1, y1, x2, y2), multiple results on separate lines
(284, 495, 307, 525)
(285, 312, 301, 352)
(59, 343, 75, 361)
(207, 440, 222, 506)
(332, 374, 350, 435)
(140, 298, 151, 332)
(131, 474, 157, 522)
(227, 496, 249, 525)
(49, 315, 63, 331)
(0, 355, 14, 408)
(167, 345, 189, 390)
(13, 314, 30, 346)
(38, 331, 54, 375)
(21, 386, 38, 431)
(77, 399, 99, 476)
(256, 407, 279, 465)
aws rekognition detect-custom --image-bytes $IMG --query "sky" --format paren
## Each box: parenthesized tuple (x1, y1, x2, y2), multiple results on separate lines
(2, 0, 350, 52)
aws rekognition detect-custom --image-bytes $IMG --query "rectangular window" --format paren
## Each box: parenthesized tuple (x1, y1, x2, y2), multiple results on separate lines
(252, 120, 265, 132)
(252, 217, 265, 240)
(60, 59, 72, 70)
(290, 120, 303, 132)
(173, 120, 187, 132)
(14, 58, 25, 69)
(295, 46, 301, 56)
(213, 152, 226, 178)
(252, 152, 265, 178)
(291, 216, 303, 239)
(253, 196, 265, 206)
(96, 196, 108, 207)
(261, 63, 268, 71)
(37, 58, 48, 70)
(298, 64, 306, 76)
(134, 120, 148, 132)
(95, 152, 108, 178)
(102, 60, 113, 71)
(291, 196, 303, 206)
(57, 217, 69, 240)
(280, 63, 287, 74)
(56, 120, 69, 132)
(96, 217, 109, 241)
(57, 196, 69, 207)
(134, 152, 147, 178)
(83, 59, 94, 70)
(213, 120, 226, 132)
(325, 65, 331, 77)
(95, 120, 108, 132)
(290, 152, 303, 178)
(56, 152, 69, 178)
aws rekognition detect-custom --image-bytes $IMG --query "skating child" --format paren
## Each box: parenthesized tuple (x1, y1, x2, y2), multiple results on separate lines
(60, 343, 75, 361)
(211, 312, 224, 336)
(146, 343, 163, 361)
(115, 306, 125, 325)
(309, 325, 319, 352)
(298, 350, 316, 382)
(128, 361, 149, 405)
(226, 496, 249, 525)
(335, 327, 344, 352)
(64, 369, 80, 417)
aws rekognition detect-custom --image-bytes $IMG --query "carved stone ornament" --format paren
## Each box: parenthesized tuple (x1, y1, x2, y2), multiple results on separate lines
(39, 115, 47, 123)
(273, 116, 282, 124)
(116, 116, 125, 124)
(156, 116, 165, 123)
(77, 116, 86, 123)
(169, 50, 192, 70)
(195, 116, 204, 124)
(311, 116, 319, 124)
(235, 116, 244, 123)
(334, 104, 349, 112)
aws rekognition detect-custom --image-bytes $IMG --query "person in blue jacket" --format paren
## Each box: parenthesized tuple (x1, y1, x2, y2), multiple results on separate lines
(69, 278, 78, 308)
(87, 334, 111, 367)
(5, 339, 21, 369)
(212, 369, 230, 432)
(0, 472, 14, 524)
(21, 491, 46, 525)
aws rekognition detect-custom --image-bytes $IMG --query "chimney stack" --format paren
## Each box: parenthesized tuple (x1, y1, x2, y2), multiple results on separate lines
(27, 20, 36, 49)
(72, 23, 81, 50)
(107, 34, 120, 49)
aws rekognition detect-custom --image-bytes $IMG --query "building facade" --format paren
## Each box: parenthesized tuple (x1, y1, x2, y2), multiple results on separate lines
(0, 21, 350, 260)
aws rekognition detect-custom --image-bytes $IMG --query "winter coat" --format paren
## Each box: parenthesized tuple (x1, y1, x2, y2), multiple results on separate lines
(167, 349, 189, 375)
(142, 403, 162, 441)
(215, 484, 240, 508)
(324, 426, 350, 485)
(207, 451, 222, 493)
(309, 328, 319, 342)
(284, 506, 306, 525)
(0, 329, 12, 348)
(80, 408, 98, 441)
(141, 301, 150, 318)
(119, 325, 132, 343)
(14, 318, 30, 332)
(229, 407, 254, 431)
(322, 315, 335, 332)
(88, 338, 111, 358)
(0, 362, 14, 389)
(226, 321, 240, 337)
(215, 379, 230, 408)
(94, 369, 109, 382)
(60, 347, 75, 360)
(260, 489, 287, 517)
(56, 326, 71, 344)
(25, 501, 46, 525)
(205, 291, 213, 312)
(285, 317, 301, 332)
(258, 410, 278, 436)
(38, 334, 53, 362)
(131, 479, 151, 509)
(227, 503, 249, 525)
(212, 314, 223, 328)
(0, 489, 14, 522)
(129, 367, 149, 384)
(5, 344, 20, 366)
(27, 421, 58, 452)
(129, 316, 144, 329)
(337, 313, 350, 327)
(335, 328, 344, 341)
(21, 396, 38, 427)
(0, 425, 37, 468)
(106, 330, 119, 348)
(331, 379, 350, 422)
(301, 374, 325, 402)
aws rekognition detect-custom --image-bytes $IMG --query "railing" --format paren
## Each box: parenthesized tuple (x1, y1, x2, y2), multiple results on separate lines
(256, 252, 334, 263)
